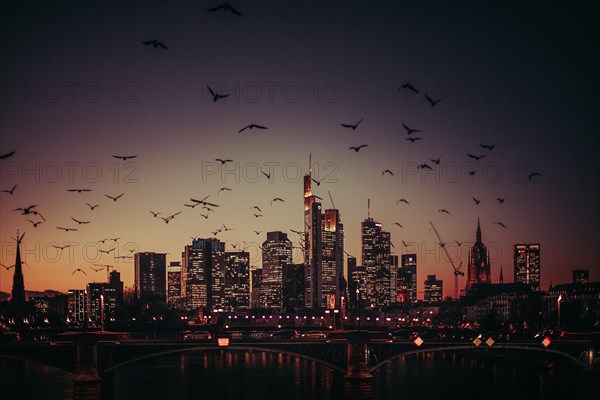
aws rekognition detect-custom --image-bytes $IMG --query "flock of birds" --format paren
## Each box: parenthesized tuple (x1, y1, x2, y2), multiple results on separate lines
(0, 2, 545, 283)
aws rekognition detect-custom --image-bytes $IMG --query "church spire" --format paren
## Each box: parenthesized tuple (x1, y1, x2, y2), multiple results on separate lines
(476, 217, 482, 243)
(11, 230, 25, 305)
(499, 265, 504, 284)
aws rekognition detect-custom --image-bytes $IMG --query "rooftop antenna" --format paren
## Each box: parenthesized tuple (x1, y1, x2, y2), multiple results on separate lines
(309, 153, 312, 175)
(368, 198, 371, 218)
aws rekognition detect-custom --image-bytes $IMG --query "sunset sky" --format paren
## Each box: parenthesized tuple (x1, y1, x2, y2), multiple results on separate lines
(0, 1, 598, 298)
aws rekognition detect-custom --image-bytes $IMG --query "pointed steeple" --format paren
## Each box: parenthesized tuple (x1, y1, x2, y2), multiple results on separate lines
(499, 265, 504, 284)
(476, 217, 482, 243)
(11, 231, 25, 305)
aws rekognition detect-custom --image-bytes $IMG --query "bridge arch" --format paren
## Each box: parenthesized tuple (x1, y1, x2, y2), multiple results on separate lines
(369, 344, 589, 372)
(102, 345, 345, 374)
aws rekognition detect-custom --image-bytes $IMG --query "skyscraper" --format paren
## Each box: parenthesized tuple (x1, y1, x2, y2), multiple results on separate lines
(67, 289, 86, 324)
(86, 282, 117, 326)
(361, 201, 392, 308)
(514, 244, 541, 291)
(261, 232, 292, 310)
(167, 262, 182, 306)
(251, 268, 262, 308)
(389, 255, 398, 303)
(283, 263, 305, 310)
(303, 156, 344, 309)
(466, 219, 491, 291)
(109, 270, 123, 304)
(134, 252, 167, 302)
(424, 274, 443, 303)
(225, 251, 250, 309)
(398, 254, 417, 302)
(181, 239, 226, 311)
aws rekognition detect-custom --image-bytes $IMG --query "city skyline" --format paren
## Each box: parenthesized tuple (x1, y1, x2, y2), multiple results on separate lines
(1, 1, 598, 299)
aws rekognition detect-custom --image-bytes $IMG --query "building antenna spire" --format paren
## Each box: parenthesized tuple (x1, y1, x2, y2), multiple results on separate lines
(309, 153, 312, 175)
(368, 198, 371, 218)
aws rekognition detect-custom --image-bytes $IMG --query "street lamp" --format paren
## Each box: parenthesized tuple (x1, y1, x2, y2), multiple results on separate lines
(557, 294, 562, 331)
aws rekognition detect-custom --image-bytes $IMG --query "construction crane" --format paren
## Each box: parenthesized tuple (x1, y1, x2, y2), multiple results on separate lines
(94, 264, 115, 282)
(327, 190, 335, 209)
(429, 222, 464, 299)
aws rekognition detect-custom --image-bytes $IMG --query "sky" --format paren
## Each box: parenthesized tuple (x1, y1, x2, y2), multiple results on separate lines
(0, 0, 598, 299)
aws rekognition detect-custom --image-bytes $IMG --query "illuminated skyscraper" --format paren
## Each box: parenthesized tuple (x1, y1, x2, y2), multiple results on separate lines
(251, 268, 262, 308)
(225, 251, 250, 309)
(424, 274, 443, 303)
(303, 155, 344, 309)
(181, 239, 226, 310)
(361, 201, 392, 308)
(398, 254, 417, 302)
(514, 244, 541, 291)
(466, 219, 491, 291)
(261, 232, 292, 310)
(134, 252, 167, 302)
(86, 282, 117, 326)
(67, 289, 86, 324)
(167, 262, 182, 306)
(109, 270, 123, 304)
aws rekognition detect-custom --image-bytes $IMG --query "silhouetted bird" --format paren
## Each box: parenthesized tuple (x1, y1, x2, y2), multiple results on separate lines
(99, 248, 115, 254)
(142, 40, 167, 49)
(0, 151, 15, 159)
(89, 267, 103, 272)
(85, 203, 99, 210)
(418, 163, 432, 170)
(399, 82, 419, 93)
(349, 145, 368, 152)
(218, 187, 232, 196)
(396, 198, 409, 205)
(311, 177, 323, 186)
(57, 227, 78, 232)
(112, 155, 137, 161)
(207, 85, 230, 102)
(271, 198, 285, 206)
(480, 143, 497, 151)
(215, 158, 233, 164)
(253, 213, 263, 218)
(497, 197, 505, 204)
(71, 217, 91, 224)
(341, 118, 363, 130)
(472, 197, 482, 205)
(238, 124, 267, 133)
(402, 123, 421, 135)
(68, 189, 92, 193)
(430, 157, 441, 165)
(254, 230, 262, 235)
(0, 263, 15, 270)
(406, 137, 422, 143)
(149, 211, 161, 217)
(455, 240, 463, 246)
(27, 220, 43, 228)
(251, 206, 262, 213)
(105, 193, 124, 202)
(528, 172, 541, 180)
(438, 209, 450, 214)
(394, 222, 403, 228)
(425, 94, 441, 107)
(52, 244, 71, 250)
(382, 169, 394, 176)
(262, 170, 271, 179)
(468, 170, 476, 176)
(72, 268, 87, 276)
(494, 222, 507, 228)
(207, 3, 243, 16)
(2, 184, 16, 195)
(467, 153, 487, 161)
(200, 213, 209, 219)
(184, 203, 199, 208)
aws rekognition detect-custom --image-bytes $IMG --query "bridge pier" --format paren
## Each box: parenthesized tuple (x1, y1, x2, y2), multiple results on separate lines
(72, 334, 101, 400)
(343, 332, 373, 400)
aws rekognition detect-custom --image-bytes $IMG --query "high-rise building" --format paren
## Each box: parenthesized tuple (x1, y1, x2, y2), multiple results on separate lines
(424, 274, 443, 302)
(573, 269, 590, 284)
(398, 254, 417, 302)
(303, 157, 345, 309)
(283, 263, 305, 310)
(86, 282, 117, 326)
(466, 219, 491, 291)
(181, 239, 226, 311)
(361, 201, 392, 308)
(225, 251, 250, 309)
(261, 232, 292, 310)
(67, 289, 86, 324)
(134, 252, 167, 302)
(109, 270, 123, 304)
(389, 255, 398, 302)
(514, 244, 540, 291)
(167, 262, 182, 306)
(251, 268, 262, 308)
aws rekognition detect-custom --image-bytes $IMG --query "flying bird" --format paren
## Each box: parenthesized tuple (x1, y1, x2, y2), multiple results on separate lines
(253, 213, 263, 218)
(200, 213, 210, 219)
(382, 169, 394, 176)
(149, 211, 161, 217)
(222, 224, 233, 231)
(251, 206, 262, 213)
(467, 153, 487, 161)
(528, 172, 541, 180)
(311, 177, 323, 186)
(254, 230, 262, 235)
(290, 229, 302, 235)
(112, 155, 137, 161)
(402, 123, 421, 135)
(480, 143, 497, 151)
(142, 40, 167, 49)
(341, 118, 363, 130)
(99, 248, 116, 254)
(0, 151, 15, 159)
(349, 145, 368, 152)
(57, 227, 78, 232)
(14, 205, 37, 214)
(0, 263, 15, 270)
(105, 193, 124, 202)
(85, 203, 99, 210)
(496, 197, 505, 204)
(207, 85, 230, 102)
(71, 268, 87, 276)
(455, 240, 463, 246)
(271, 197, 285, 206)
(52, 244, 71, 250)
(494, 222, 507, 228)
(425, 94, 441, 107)
(71, 217, 90, 225)
(207, 2, 243, 16)
(468, 170, 476, 176)
(218, 187, 232, 196)
(472, 198, 482, 205)
(27, 220, 43, 228)
(215, 158, 233, 164)
(238, 124, 267, 133)
(430, 157, 441, 165)
(418, 163, 432, 170)
(396, 198, 409, 205)
(2, 184, 17, 195)
(438, 209, 450, 214)
(406, 137, 422, 143)
(399, 82, 419, 93)
(262, 170, 271, 179)
(68, 189, 92, 193)
(190, 197, 220, 208)
(394, 223, 403, 228)
(89, 266, 103, 272)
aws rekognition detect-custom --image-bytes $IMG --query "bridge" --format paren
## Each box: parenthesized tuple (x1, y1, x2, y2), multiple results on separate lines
(0, 331, 597, 397)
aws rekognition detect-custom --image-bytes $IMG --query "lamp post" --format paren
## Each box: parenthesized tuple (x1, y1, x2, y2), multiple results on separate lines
(557, 294, 562, 331)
